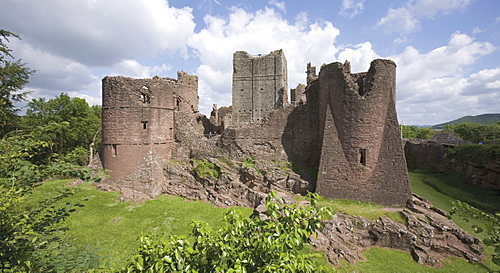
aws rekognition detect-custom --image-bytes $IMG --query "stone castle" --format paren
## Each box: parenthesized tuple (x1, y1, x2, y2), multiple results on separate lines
(100, 50, 411, 207)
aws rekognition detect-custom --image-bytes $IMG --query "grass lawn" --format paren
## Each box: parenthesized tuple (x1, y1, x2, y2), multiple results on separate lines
(27, 180, 252, 268)
(26, 171, 498, 272)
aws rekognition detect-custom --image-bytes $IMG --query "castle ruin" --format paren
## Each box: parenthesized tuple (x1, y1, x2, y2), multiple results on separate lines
(232, 50, 288, 123)
(101, 71, 198, 182)
(99, 50, 411, 207)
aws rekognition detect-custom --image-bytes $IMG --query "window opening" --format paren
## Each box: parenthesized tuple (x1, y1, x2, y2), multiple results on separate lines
(111, 144, 117, 157)
(139, 86, 150, 103)
(141, 121, 148, 131)
(359, 149, 367, 166)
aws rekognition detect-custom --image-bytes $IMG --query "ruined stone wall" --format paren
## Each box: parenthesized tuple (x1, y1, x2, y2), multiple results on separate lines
(290, 84, 306, 105)
(101, 72, 198, 181)
(175, 71, 199, 113)
(232, 50, 288, 124)
(314, 60, 411, 206)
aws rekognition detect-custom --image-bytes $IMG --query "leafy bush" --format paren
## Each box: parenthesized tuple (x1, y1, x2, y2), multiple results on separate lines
(62, 146, 89, 166)
(445, 144, 500, 165)
(191, 160, 220, 179)
(122, 192, 333, 272)
(0, 123, 104, 271)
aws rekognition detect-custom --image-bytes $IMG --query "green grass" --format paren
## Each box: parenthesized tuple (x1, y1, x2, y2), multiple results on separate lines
(337, 248, 489, 272)
(314, 198, 405, 223)
(409, 171, 500, 272)
(28, 180, 252, 268)
(25, 171, 499, 272)
(414, 170, 500, 213)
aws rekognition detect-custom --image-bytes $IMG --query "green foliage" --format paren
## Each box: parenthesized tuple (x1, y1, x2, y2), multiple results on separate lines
(445, 144, 499, 165)
(0, 30, 36, 137)
(191, 160, 220, 179)
(122, 192, 333, 272)
(62, 146, 90, 166)
(242, 155, 257, 168)
(271, 158, 292, 171)
(401, 125, 436, 139)
(444, 122, 500, 144)
(20, 93, 102, 162)
(451, 201, 500, 268)
(0, 123, 104, 271)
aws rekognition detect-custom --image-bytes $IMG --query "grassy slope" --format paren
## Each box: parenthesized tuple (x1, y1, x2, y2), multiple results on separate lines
(28, 172, 497, 272)
(28, 180, 252, 268)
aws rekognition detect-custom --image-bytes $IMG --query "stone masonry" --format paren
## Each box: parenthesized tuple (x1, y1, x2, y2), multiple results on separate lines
(313, 60, 411, 206)
(101, 72, 198, 181)
(100, 51, 411, 207)
(232, 50, 288, 124)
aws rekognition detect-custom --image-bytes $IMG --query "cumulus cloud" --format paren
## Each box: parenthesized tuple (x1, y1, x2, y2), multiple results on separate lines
(339, 0, 365, 18)
(336, 42, 380, 72)
(387, 32, 497, 124)
(110, 60, 172, 78)
(188, 7, 341, 113)
(375, 0, 473, 42)
(8, 39, 97, 96)
(268, 0, 286, 13)
(0, 0, 196, 66)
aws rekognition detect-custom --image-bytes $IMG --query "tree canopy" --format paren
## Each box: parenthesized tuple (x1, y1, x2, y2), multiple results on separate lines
(0, 30, 35, 136)
(20, 93, 102, 165)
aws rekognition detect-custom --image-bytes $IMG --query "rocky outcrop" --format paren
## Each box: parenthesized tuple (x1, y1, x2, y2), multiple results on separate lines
(314, 194, 483, 267)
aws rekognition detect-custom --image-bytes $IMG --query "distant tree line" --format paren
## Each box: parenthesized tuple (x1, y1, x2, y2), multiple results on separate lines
(443, 122, 500, 144)
(401, 125, 435, 140)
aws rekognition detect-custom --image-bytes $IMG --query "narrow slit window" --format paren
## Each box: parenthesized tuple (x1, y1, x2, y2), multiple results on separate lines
(142, 121, 148, 131)
(111, 144, 117, 157)
(359, 149, 367, 166)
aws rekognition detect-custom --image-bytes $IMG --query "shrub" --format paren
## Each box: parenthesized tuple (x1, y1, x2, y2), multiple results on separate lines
(122, 192, 333, 272)
(191, 160, 220, 179)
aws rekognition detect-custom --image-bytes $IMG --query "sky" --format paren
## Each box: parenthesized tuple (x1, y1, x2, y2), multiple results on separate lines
(1, 0, 499, 125)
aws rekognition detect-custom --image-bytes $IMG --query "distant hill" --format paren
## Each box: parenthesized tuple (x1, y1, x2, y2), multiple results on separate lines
(432, 113, 500, 129)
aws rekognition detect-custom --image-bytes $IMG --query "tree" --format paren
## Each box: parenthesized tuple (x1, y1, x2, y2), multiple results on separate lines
(446, 122, 500, 144)
(0, 30, 35, 137)
(0, 124, 103, 272)
(21, 93, 102, 165)
(402, 125, 435, 139)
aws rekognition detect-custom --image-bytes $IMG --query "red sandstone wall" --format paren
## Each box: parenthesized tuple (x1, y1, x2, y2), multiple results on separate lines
(101, 76, 176, 180)
(315, 60, 411, 206)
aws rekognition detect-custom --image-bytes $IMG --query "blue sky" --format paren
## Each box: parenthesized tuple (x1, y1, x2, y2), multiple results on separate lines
(1, 0, 499, 125)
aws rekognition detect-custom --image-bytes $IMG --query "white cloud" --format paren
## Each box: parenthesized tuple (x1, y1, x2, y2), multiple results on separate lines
(385, 32, 498, 124)
(9, 39, 96, 93)
(375, 0, 473, 42)
(268, 0, 286, 13)
(0, 0, 196, 66)
(110, 60, 172, 78)
(339, 0, 365, 18)
(410, 0, 473, 18)
(336, 42, 380, 72)
(375, 7, 420, 35)
(472, 27, 486, 34)
(188, 7, 341, 112)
